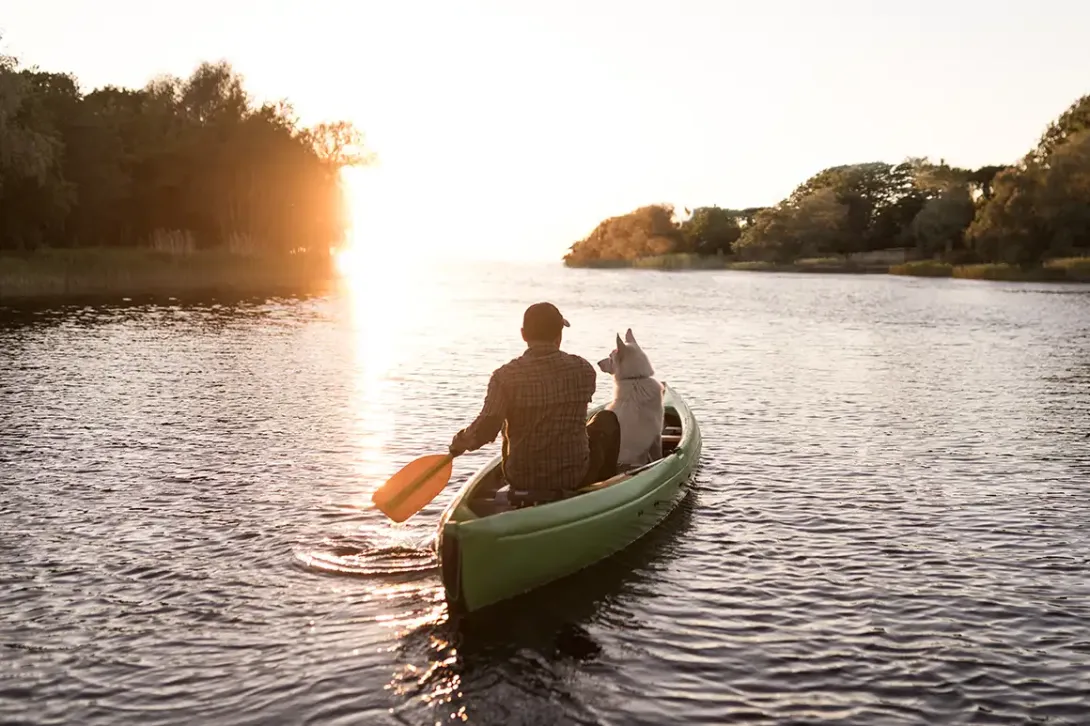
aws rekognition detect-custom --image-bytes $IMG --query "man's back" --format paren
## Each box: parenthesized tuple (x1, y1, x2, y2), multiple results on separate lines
(493, 344, 597, 494)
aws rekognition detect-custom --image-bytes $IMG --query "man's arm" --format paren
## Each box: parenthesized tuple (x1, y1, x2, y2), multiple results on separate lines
(450, 372, 506, 454)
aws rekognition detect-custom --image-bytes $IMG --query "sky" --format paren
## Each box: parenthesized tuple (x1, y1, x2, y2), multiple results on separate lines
(3, 0, 1088, 261)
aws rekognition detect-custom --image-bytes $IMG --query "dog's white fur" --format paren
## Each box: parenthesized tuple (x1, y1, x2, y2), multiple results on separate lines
(597, 329, 664, 469)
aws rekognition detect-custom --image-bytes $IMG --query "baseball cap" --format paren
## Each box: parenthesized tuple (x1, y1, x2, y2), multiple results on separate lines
(522, 302, 570, 340)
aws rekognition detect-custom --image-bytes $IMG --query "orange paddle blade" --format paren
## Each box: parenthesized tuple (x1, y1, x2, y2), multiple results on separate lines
(370, 454, 454, 523)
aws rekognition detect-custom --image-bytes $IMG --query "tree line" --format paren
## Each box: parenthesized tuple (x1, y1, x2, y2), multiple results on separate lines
(1, 47, 366, 254)
(565, 93, 1090, 267)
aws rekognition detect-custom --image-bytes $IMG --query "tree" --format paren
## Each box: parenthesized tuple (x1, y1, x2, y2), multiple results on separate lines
(305, 120, 373, 169)
(0, 65, 59, 193)
(1036, 129, 1090, 253)
(968, 129, 1090, 266)
(966, 166, 1045, 265)
(0, 67, 71, 249)
(911, 188, 975, 258)
(780, 162, 920, 253)
(680, 206, 741, 254)
(734, 188, 849, 263)
(1028, 94, 1090, 166)
(739, 207, 768, 227)
(564, 204, 683, 264)
(967, 165, 1006, 201)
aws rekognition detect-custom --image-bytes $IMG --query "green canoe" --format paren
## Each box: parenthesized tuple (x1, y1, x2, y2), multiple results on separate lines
(437, 382, 702, 613)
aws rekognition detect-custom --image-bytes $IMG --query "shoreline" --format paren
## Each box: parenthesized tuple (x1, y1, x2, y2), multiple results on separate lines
(0, 248, 337, 303)
(563, 254, 1090, 283)
(5, 249, 1090, 305)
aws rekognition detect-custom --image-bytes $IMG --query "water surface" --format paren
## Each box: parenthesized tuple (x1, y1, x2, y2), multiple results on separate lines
(2, 262, 1089, 725)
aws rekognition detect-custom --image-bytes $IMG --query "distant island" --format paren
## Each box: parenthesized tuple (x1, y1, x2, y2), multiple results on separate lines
(0, 47, 366, 301)
(564, 93, 1090, 283)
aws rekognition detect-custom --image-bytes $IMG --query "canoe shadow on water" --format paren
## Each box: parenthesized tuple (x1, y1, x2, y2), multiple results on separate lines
(388, 485, 701, 719)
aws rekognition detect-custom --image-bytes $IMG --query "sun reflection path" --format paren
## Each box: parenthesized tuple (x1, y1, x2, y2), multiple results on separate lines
(333, 218, 448, 516)
(339, 250, 402, 502)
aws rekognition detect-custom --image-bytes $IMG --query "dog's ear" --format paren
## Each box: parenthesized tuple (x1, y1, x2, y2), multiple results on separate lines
(624, 328, 636, 345)
(615, 333, 625, 356)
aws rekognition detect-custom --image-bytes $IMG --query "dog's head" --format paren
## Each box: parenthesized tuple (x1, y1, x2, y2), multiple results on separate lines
(598, 328, 654, 379)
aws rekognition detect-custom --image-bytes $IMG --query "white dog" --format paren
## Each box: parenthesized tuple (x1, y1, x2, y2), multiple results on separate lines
(597, 329, 665, 470)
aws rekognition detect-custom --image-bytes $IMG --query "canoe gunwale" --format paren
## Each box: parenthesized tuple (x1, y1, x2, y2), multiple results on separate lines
(488, 463, 693, 546)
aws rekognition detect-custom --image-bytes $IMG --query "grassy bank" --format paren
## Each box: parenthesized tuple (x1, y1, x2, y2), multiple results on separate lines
(889, 257, 1090, 282)
(564, 254, 733, 270)
(568, 253, 1090, 283)
(0, 248, 336, 302)
(566, 253, 890, 274)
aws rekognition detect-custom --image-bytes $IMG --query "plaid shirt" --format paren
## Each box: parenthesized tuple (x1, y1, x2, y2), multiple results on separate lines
(457, 343, 597, 494)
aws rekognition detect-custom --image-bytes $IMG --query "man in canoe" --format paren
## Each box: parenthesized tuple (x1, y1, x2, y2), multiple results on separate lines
(448, 302, 620, 509)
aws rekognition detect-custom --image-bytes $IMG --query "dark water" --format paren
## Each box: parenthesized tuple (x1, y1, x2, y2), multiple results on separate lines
(2, 262, 1089, 725)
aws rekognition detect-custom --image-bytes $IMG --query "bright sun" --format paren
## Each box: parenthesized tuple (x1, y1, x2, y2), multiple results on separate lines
(332, 165, 446, 322)
(333, 165, 402, 277)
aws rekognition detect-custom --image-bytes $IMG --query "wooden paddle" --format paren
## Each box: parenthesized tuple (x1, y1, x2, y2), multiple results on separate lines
(371, 452, 459, 523)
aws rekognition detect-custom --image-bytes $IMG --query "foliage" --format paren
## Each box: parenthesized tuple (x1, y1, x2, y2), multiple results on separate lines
(967, 130, 1090, 266)
(0, 53, 367, 254)
(965, 166, 1047, 265)
(966, 165, 1005, 200)
(735, 159, 979, 262)
(563, 204, 683, 265)
(734, 187, 850, 263)
(1028, 94, 1090, 166)
(910, 187, 976, 258)
(679, 206, 741, 255)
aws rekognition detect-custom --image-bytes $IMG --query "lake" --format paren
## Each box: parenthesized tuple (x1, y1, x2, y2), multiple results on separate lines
(2, 261, 1088, 725)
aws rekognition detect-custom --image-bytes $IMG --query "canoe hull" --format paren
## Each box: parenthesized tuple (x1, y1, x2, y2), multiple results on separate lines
(437, 383, 702, 612)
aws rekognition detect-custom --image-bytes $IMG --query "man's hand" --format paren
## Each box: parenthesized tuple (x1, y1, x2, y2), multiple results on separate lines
(449, 431, 470, 457)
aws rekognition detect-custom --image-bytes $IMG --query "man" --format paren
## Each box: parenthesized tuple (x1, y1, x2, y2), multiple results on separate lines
(449, 302, 621, 509)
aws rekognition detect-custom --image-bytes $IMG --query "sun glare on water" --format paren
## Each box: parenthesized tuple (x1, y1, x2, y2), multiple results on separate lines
(334, 166, 444, 506)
